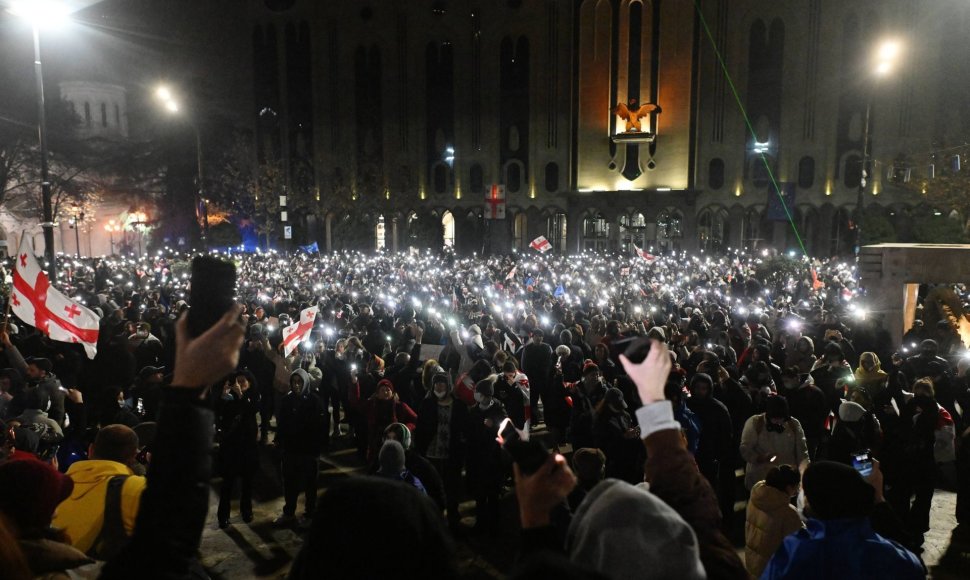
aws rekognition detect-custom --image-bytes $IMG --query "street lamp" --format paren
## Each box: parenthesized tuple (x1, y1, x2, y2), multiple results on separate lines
(68, 209, 84, 258)
(128, 211, 149, 257)
(855, 38, 903, 258)
(154, 85, 208, 249)
(104, 220, 122, 255)
(8, 0, 72, 281)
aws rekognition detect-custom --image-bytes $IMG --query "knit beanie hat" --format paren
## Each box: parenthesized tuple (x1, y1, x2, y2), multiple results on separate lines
(802, 461, 874, 520)
(568, 480, 705, 580)
(378, 440, 407, 476)
(0, 458, 74, 534)
(838, 401, 867, 423)
(582, 361, 600, 376)
(377, 378, 395, 392)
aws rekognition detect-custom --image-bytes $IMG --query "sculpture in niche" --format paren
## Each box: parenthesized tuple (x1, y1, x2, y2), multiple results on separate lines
(613, 98, 662, 132)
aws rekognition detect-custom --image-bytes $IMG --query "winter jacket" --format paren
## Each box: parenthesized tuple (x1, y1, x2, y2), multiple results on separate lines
(52, 460, 147, 554)
(761, 516, 924, 580)
(744, 481, 802, 577)
(214, 387, 261, 476)
(780, 383, 829, 441)
(414, 394, 470, 463)
(785, 337, 817, 375)
(277, 384, 327, 456)
(739, 413, 809, 490)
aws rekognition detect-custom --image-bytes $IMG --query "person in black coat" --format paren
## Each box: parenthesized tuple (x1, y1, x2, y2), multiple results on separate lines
(275, 368, 326, 524)
(520, 329, 554, 423)
(415, 373, 470, 530)
(686, 372, 735, 526)
(379, 423, 446, 514)
(466, 378, 507, 533)
(592, 388, 644, 484)
(215, 369, 262, 527)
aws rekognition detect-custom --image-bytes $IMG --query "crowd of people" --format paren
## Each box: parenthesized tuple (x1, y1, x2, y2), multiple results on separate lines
(0, 245, 969, 579)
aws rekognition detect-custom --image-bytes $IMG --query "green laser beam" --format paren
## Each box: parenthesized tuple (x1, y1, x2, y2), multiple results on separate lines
(692, 0, 808, 257)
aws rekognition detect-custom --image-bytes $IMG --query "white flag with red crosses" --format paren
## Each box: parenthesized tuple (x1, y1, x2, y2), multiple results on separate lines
(281, 305, 318, 357)
(529, 236, 552, 253)
(10, 236, 100, 359)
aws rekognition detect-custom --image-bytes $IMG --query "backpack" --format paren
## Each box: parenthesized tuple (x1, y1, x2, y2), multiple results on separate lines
(87, 475, 131, 561)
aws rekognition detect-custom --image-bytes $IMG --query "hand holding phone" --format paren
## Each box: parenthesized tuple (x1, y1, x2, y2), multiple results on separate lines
(852, 450, 873, 477)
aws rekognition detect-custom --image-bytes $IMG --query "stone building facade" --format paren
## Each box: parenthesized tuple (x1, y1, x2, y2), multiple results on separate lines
(250, 0, 970, 255)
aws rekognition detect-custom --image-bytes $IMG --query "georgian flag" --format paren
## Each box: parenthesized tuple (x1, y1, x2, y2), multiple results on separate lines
(281, 305, 319, 356)
(529, 236, 552, 253)
(11, 236, 99, 358)
(633, 244, 656, 264)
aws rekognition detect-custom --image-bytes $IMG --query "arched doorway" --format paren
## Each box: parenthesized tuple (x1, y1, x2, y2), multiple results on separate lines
(442, 210, 455, 248)
(583, 213, 610, 252)
(619, 213, 647, 254)
(514, 212, 527, 250)
(375, 215, 387, 250)
(656, 209, 683, 253)
(830, 207, 853, 256)
(546, 212, 567, 253)
(697, 206, 728, 253)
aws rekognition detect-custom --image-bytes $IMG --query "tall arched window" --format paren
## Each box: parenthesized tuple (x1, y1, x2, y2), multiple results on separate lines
(709, 158, 725, 190)
(798, 156, 815, 189)
(375, 215, 386, 250)
(544, 162, 559, 192)
(469, 164, 484, 194)
(505, 162, 522, 193)
(433, 163, 448, 194)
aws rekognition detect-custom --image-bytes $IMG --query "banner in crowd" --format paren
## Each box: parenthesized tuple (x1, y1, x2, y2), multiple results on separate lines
(281, 305, 319, 356)
(10, 236, 99, 358)
(530, 236, 552, 253)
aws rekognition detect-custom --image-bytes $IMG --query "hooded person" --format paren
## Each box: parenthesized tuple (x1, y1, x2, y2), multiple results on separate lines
(275, 368, 327, 526)
(288, 477, 458, 580)
(777, 366, 828, 461)
(466, 376, 507, 533)
(567, 361, 609, 450)
(740, 396, 810, 490)
(375, 439, 427, 494)
(686, 372, 736, 522)
(566, 479, 706, 580)
(0, 458, 97, 578)
(854, 352, 889, 393)
(762, 461, 923, 580)
(351, 378, 418, 461)
(414, 372, 469, 529)
(380, 423, 445, 511)
(827, 401, 882, 466)
(786, 336, 817, 375)
(495, 360, 531, 429)
(592, 388, 644, 484)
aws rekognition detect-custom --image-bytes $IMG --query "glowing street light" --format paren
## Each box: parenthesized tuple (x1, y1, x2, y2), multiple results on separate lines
(8, 0, 74, 280)
(153, 84, 208, 248)
(856, 38, 904, 258)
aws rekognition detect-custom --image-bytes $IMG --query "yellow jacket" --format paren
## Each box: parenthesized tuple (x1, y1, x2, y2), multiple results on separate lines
(52, 460, 147, 555)
(744, 481, 803, 577)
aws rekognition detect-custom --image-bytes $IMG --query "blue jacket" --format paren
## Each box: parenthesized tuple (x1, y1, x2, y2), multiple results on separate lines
(761, 516, 923, 580)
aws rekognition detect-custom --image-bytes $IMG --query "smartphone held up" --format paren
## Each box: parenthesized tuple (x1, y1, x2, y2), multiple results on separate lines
(186, 256, 237, 337)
